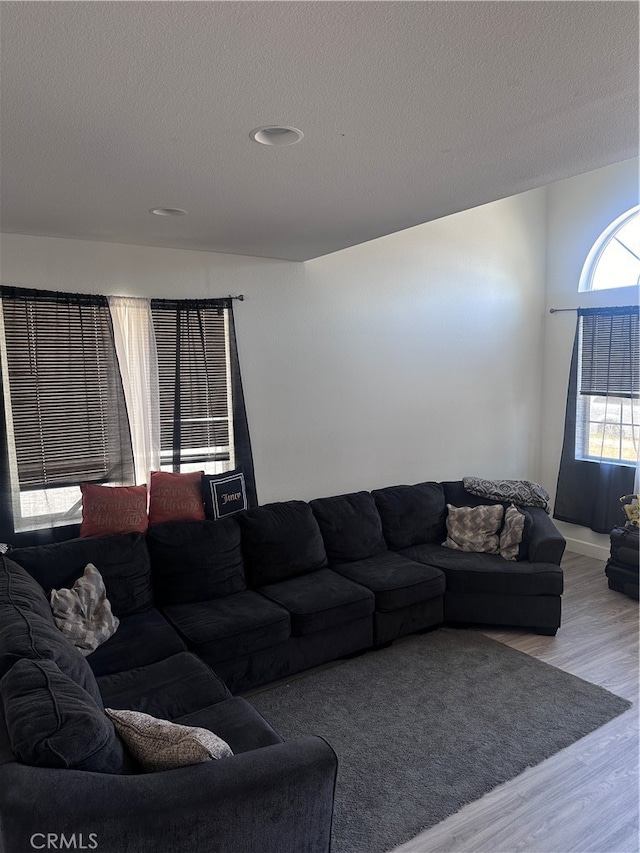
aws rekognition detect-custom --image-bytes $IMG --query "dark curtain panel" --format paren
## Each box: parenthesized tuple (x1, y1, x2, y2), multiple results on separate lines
(554, 306, 638, 534)
(150, 297, 257, 507)
(227, 303, 258, 507)
(0, 287, 134, 546)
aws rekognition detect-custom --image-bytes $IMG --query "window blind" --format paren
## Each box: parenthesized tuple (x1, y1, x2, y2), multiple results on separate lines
(0, 287, 134, 489)
(150, 299, 231, 470)
(579, 306, 639, 399)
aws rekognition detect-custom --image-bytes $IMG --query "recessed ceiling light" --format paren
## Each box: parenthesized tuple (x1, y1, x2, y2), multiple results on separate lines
(250, 126, 304, 146)
(149, 207, 188, 217)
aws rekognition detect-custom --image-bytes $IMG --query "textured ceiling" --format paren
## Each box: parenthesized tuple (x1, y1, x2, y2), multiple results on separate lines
(1, 1, 638, 261)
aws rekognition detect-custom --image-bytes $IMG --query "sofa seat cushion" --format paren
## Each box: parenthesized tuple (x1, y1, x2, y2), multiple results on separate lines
(10, 533, 153, 618)
(175, 696, 283, 755)
(97, 652, 229, 720)
(163, 591, 291, 665)
(331, 552, 445, 612)
(147, 518, 246, 605)
(0, 555, 53, 622)
(0, 605, 103, 706)
(238, 500, 328, 586)
(398, 543, 564, 596)
(258, 569, 375, 637)
(310, 491, 387, 562)
(371, 483, 447, 549)
(87, 609, 187, 678)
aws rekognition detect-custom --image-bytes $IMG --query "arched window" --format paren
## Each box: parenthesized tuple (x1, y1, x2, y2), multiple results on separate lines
(579, 205, 640, 292)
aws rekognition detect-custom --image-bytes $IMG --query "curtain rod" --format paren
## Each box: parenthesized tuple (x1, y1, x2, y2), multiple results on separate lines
(229, 294, 244, 301)
(550, 306, 639, 314)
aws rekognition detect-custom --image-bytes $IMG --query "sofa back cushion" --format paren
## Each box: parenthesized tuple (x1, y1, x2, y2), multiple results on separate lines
(0, 603, 103, 706)
(238, 501, 328, 586)
(1, 659, 125, 773)
(441, 480, 505, 509)
(0, 699, 14, 767)
(147, 519, 246, 605)
(310, 492, 387, 563)
(371, 482, 447, 550)
(10, 533, 153, 618)
(0, 555, 54, 622)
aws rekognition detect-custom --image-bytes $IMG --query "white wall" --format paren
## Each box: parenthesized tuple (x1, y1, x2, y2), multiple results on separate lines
(541, 157, 639, 559)
(299, 191, 547, 498)
(0, 234, 295, 301)
(1, 188, 547, 504)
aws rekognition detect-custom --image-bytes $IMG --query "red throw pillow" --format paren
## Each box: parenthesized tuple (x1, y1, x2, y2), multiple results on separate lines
(148, 471, 206, 525)
(80, 483, 148, 537)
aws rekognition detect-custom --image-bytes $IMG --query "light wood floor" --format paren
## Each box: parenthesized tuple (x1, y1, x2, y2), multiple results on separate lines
(391, 551, 639, 853)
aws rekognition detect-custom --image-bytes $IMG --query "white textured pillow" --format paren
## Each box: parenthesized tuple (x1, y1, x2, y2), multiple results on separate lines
(443, 504, 504, 554)
(49, 563, 119, 656)
(105, 708, 233, 772)
(499, 505, 526, 561)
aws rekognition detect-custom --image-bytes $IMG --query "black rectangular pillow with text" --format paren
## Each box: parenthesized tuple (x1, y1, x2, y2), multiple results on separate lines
(202, 470, 248, 520)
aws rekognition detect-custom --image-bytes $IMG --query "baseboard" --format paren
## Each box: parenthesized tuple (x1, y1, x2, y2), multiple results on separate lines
(555, 520, 611, 562)
(564, 537, 610, 561)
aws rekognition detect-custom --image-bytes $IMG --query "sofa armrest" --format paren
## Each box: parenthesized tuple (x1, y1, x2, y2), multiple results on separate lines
(526, 507, 566, 565)
(0, 736, 337, 853)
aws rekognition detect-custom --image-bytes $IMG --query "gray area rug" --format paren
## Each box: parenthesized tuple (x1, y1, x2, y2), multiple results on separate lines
(249, 628, 631, 853)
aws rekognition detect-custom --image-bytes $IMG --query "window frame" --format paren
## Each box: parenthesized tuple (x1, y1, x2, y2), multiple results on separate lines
(0, 289, 243, 537)
(574, 308, 639, 467)
(150, 299, 236, 476)
(0, 289, 135, 533)
(576, 394, 639, 466)
(578, 205, 640, 293)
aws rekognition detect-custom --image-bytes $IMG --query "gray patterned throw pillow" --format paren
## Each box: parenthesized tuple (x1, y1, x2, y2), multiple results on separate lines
(49, 563, 119, 656)
(499, 505, 526, 561)
(463, 477, 550, 509)
(105, 708, 233, 772)
(443, 504, 504, 554)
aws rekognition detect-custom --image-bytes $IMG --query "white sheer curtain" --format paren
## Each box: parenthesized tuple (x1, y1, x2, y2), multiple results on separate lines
(108, 296, 161, 484)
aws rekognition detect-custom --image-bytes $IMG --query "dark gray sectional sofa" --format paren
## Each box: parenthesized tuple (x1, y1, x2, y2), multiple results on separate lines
(0, 479, 565, 853)
(0, 534, 337, 853)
